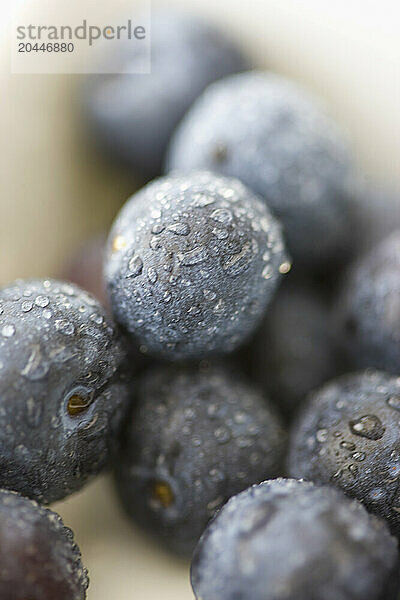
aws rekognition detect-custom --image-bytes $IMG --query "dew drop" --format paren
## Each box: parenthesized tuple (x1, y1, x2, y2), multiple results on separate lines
(210, 208, 233, 225)
(167, 222, 190, 236)
(55, 320, 75, 336)
(279, 261, 292, 274)
(207, 497, 224, 512)
(340, 441, 356, 451)
(349, 415, 385, 440)
(209, 468, 224, 483)
(184, 407, 195, 419)
(387, 396, 400, 411)
(237, 436, 254, 448)
(316, 429, 328, 442)
(234, 412, 247, 424)
(152, 224, 165, 235)
(62, 285, 75, 297)
(352, 452, 366, 461)
(192, 193, 215, 208)
(90, 313, 103, 325)
(212, 227, 229, 240)
(35, 295, 49, 308)
(127, 255, 143, 277)
(222, 242, 252, 277)
(214, 426, 231, 444)
(149, 237, 162, 251)
(21, 301, 33, 312)
(147, 267, 158, 284)
(262, 264, 274, 280)
(207, 404, 218, 418)
(178, 247, 208, 266)
(348, 464, 359, 476)
(1, 324, 15, 338)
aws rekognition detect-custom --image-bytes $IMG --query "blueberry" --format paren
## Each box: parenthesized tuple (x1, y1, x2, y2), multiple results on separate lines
(0, 279, 131, 504)
(0, 489, 88, 599)
(354, 186, 400, 255)
(83, 11, 248, 178)
(104, 171, 290, 360)
(336, 230, 400, 374)
(114, 364, 286, 556)
(166, 71, 358, 267)
(289, 370, 400, 537)
(251, 281, 343, 418)
(191, 478, 399, 600)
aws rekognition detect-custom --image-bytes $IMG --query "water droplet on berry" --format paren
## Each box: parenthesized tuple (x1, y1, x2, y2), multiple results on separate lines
(222, 242, 252, 277)
(214, 426, 231, 444)
(279, 261, 291, 274)
(262, 264, 274, 279)
(1, 324, 15, 338)
(178, 247, 208, 266)
(147, 267, 158, 284)
(210, 208, 233, 225)
(167, 222, 190, 236)
(387, 396, 400, 410)
(35, 295, 49, 308)
(55, 320, 75, 336)
(21, 301, 33, 312)
(340, 441, 356, 451)
(127, 256, 143, 277)
(348, 464, 359, 476)
(152, 224, 165, 235)
(316, 429, 328, 442)
(349, 415, 385, 440)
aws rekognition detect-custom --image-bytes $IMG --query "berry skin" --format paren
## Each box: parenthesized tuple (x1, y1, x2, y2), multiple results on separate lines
(104, 171, 289, 361)
(289, 371, 400, 537)
(0, 489, 88, 600)
(166, 71, 358, 267)
(0, 279, 131, 504)
(191, 479, 399, 600)
(354, 187, 400, 255)
(336, 230, 400, 374)
(251, 281, 342, 418)
(83, 11, 248, 178)
(114, 365, 286, 557)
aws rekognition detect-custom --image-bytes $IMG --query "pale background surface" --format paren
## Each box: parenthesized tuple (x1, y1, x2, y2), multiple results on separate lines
(0, 1, 399, 598)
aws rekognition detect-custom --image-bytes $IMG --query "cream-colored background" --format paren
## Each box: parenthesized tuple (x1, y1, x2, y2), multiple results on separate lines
(0, 1, 399, 598)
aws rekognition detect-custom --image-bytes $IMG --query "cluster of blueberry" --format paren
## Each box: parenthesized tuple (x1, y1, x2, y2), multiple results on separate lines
(1, 10, 399, 600)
